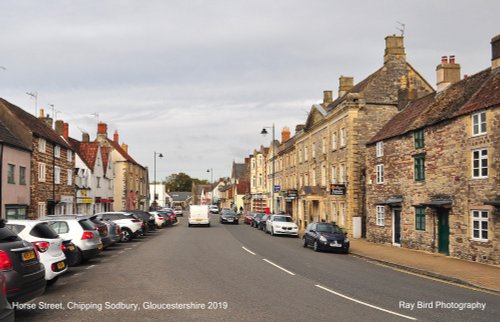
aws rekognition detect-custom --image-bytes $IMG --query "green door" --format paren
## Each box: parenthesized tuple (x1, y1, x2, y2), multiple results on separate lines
(437, 209, 449, 255)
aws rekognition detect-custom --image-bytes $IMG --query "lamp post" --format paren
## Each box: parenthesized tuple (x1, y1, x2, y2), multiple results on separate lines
(261, 124, 275, 214)
(153, 151, 164, 209)
(206, 168, 213, 183)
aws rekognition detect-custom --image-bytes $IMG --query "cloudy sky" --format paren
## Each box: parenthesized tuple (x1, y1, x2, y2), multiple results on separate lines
(0, 1, 498, 181)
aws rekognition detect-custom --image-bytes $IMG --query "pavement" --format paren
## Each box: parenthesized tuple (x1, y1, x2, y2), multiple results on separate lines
(350, 239, 500, 294)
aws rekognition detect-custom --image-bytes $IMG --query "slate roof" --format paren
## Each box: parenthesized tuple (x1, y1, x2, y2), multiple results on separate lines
(0, 98, 71, 149)
(368, 67, 499, 144)
(231, 162, 246, 180)
(0, 118, 31, 151)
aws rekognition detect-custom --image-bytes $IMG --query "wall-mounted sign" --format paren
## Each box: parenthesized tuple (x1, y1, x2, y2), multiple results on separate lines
(330, 184, 346, 195)
(274, 185, 281, 193)
(286, 189, 298, 199)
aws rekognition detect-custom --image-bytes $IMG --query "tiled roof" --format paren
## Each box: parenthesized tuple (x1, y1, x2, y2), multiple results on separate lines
(236, 181, 250, 194)
(101, 146, 112, 175)
(368, 68, 498, 144)
(0, 98, 71, 149)
(68, 137, 97, 169)
(0, 118, 31, 151)
(232, 162, 246, 179)
(107, 138, 139, 165)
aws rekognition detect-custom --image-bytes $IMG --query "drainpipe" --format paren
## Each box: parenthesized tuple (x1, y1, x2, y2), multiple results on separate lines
(52, 144, 56, 215)
(432, 211, 436, 252)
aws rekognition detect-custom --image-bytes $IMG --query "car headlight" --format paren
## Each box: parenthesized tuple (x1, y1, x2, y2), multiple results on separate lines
(319, 235, 327, 242)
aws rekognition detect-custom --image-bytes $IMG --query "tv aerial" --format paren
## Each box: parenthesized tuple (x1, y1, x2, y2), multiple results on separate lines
(396, 21, 406, 37)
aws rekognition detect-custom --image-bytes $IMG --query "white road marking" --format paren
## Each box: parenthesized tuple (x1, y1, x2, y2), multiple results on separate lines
(262, 259, 296, 276)
(315, 284, 417, 321)
(118, 251, 125, 254)
(86, 265, 96, 270)
(242, 246, 256, 255)
(124, 248, 133, 250)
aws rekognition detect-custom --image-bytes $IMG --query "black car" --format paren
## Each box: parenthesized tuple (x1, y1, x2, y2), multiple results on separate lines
(302, 222, 349, 253)
(220, 211, 239, 224)
(0, 220, 46, 303)
(123, 210, 156, 234)
(251, 213, 265, 228)
(61, 240, 80, 266)
(258, 214, 270, 231)
(0, 272, 14, 322)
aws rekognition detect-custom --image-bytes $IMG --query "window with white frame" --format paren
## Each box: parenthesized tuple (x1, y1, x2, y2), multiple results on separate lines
(321, 165, 326, 186)
(332, 132, 337, 150)
(340, 128, 346, 147)
(332, 203, 337, 223)
(322, 138, 326, 154)
(376, 206, 385, 226)
(38, 202, 46, 217)
(311, 169, 316, 186)
(340, 203, 346, 226)
(376, 164, 384, 184)
(312, 142, 316, 158)
(38, 162, 46, 182)
(38, 138, 46, 153)
(304, 173, 309, 186)
(67, 149, 73, 161)
(299, 149, 303, 163)
(54, 145, 61, 158)
(472, 149, 488, 178)
(67, 169, 72, 186)
(376, 141, 384, 157)
(472, 112, 487, 136)
(331, 165, 337, 184)
(472, 210, 488, 241)
(304, 146, 308, 161)
(258, 174, 262, 186)
(54, 166, 61, 184)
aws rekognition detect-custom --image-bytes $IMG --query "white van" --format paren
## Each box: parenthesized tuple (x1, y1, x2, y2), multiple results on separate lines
(188, 205, 210, 227)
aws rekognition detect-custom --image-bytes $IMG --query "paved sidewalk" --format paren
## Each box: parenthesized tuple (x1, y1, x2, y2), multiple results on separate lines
(350, 239, 500, 294)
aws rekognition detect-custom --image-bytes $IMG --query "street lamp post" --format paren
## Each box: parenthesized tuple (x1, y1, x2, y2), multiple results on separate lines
(206, 168, 213, 183)
(261, 124, 275, 214)
(153, 151, 164, 209)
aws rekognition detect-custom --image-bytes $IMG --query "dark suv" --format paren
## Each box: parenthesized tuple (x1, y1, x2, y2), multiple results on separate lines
(0, 219, 46, 303)
(122, 210, 156, 234)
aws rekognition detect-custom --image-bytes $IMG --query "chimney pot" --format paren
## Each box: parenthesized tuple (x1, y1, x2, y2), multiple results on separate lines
(113, 130, 119, 143)
(436, 55, 461, 92)
(281, 127, 291, 143)
(63, 123, 69, 139)
(491, 34, 500, 70)
(449, 55, 455, 64)
(55, 120, 64, 136)
(441, 56, 448, 64)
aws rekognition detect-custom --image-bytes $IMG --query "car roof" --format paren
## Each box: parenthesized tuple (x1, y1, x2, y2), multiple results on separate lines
(39, 214, 90, 220)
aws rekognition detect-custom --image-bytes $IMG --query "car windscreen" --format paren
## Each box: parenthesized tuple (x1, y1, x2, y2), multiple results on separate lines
(274, 216, 293, 222)
(79, 219, 96, 230)
(255, 214, 264, 219)
(224, 212, 236, 216)
(0, 227, 21, 242)
(316, 224, 343, 234)
(5, 224, 25, 235)
(30, 223, 60, 239)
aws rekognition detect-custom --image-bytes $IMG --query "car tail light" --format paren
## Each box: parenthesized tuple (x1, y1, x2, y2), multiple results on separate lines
(33, 241, 50, 253)
(158, 216, 163, 220)
(0, 251, 13, 270)
(131, 219, 141, 223)
(81, 231, 94, 240)
(61, 243, 67, 252)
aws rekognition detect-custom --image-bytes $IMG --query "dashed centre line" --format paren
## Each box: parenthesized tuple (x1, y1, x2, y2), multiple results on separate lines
(242, 246, 256, 255)
(262, 259, 296, 276)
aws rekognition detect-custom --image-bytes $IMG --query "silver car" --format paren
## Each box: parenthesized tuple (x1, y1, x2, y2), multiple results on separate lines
(39, 215, 103, 264)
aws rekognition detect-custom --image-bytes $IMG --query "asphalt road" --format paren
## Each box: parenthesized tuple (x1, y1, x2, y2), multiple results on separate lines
(14, 214, 499, 322)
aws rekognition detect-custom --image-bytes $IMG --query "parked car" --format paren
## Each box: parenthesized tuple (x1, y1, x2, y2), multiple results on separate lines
(101, 219, 121, 246)
(0, 272, 14, 322)
(258, 215, 270, 231)
(6, 220, 68, 283)
(95, 212, 143, 242)
(150, 211, 166, 228)
(61, 240, 80, 266)
(122, 210, 156, 233)
(251, 213, 265, 228)
(219, 210, 239, 224)
(302, 222, 350, 253)
(40, 215, 103, 264)
(159, 210, 175, 226)
(208, 205, 219, 214)
(0, 219, 46, 303)
(173, 207, 183, 217)
(244, 212, 254, 225)
(265, 215, 299, 236)
(87, 215, 113, 249)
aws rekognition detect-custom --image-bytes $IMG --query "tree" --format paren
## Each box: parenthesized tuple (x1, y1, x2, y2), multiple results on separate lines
(164, 173, 209, 192)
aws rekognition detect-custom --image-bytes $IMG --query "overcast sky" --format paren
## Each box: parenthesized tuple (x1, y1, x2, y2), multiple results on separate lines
(0, 1, 498, 181)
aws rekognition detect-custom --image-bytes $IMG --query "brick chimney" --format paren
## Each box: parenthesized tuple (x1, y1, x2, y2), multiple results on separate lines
(436, 55, 461, 92)
(323, 90, 333, 105)
(97, 122, 108, 141)
(113, 130, 119, 143)
(121, 143, 128, 153)
(63, 123, 69, 140)
(82, 132, 90, 143)
(55, 120, 64, 136)
(281, 127, 291, 143)
(384, 35, 406, 63)
(492, 34, 500, 70)
(38, 108, 53, 128)
(338, 76, 354, 97)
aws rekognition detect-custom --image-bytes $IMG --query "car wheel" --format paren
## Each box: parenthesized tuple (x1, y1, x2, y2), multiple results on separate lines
(188, 223, 192, 227)
(46, 276, 59, 286)
(302, 238, 308, 247)
(121, 228, 132, 242)
(313, 241, 320, 252)
(270, 228, 274, 236)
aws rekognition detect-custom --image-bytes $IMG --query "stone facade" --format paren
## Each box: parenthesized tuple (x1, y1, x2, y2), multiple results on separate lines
(366, 45, 500, 264)
(250, 146, 269, 212)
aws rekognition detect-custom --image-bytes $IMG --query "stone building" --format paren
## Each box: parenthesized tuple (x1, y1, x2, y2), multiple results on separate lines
(0, 100, 76, 217)
(94, 123, 148, 211)
(365, 35, 500, 264)
(249, 146, 269, 213)
(275, 127, 297, 216)
(288, 35, 433, 235)
(0, 117, 31, 219)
